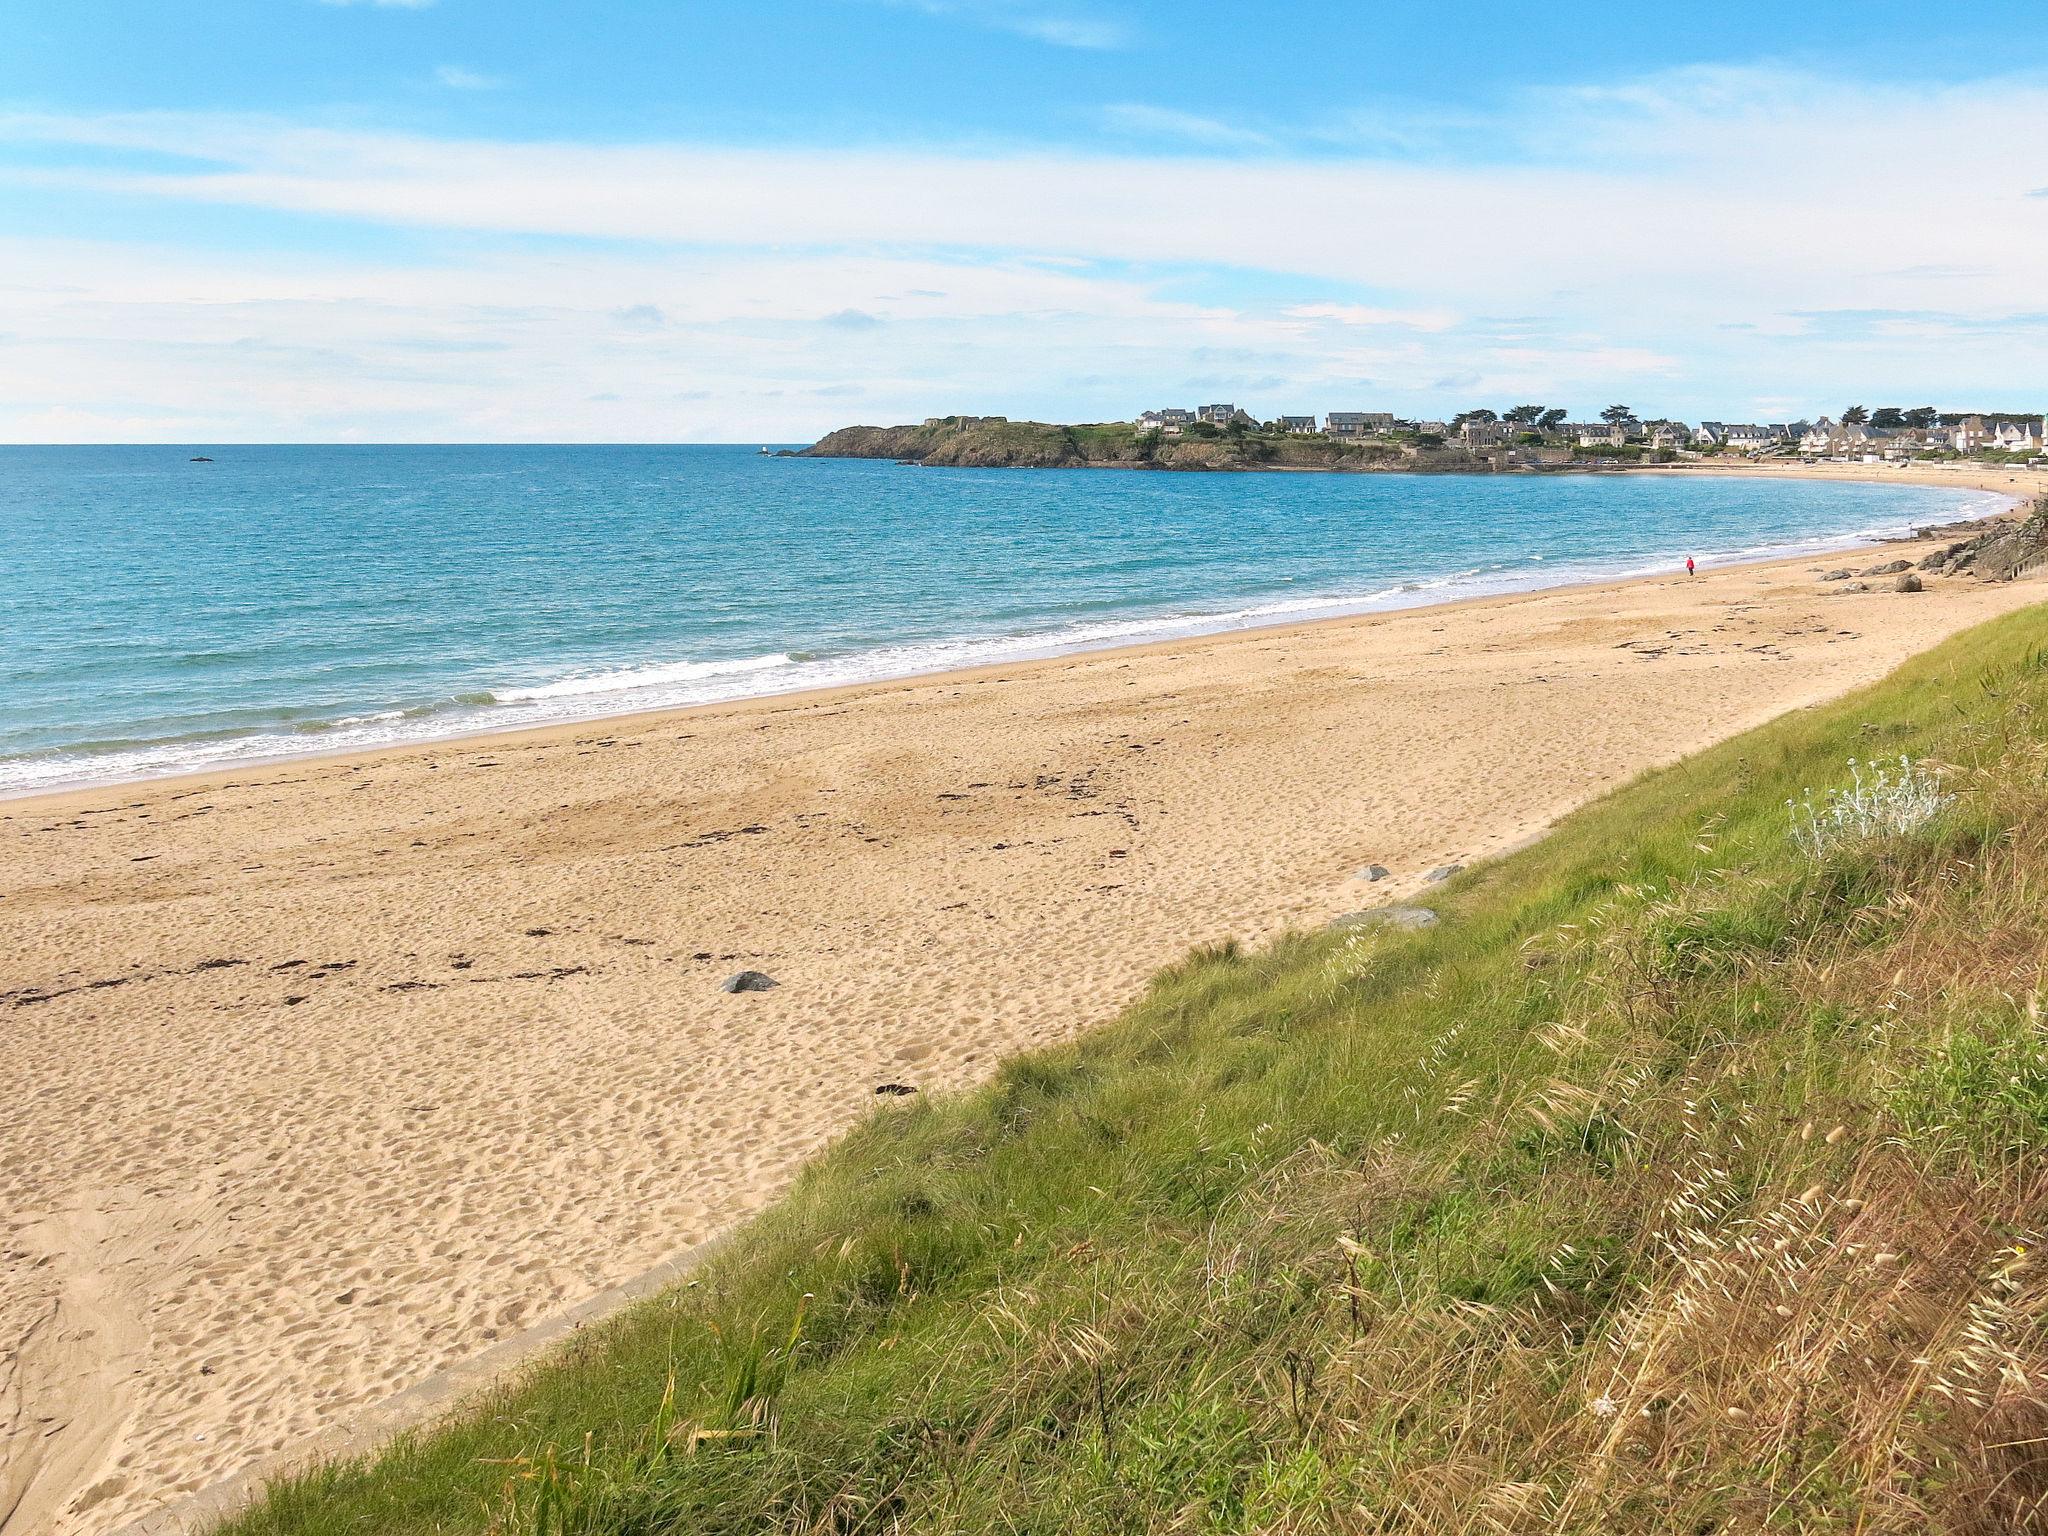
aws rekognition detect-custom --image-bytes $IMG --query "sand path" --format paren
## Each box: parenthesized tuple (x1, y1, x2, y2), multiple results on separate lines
(2, 531, 2043, 1534)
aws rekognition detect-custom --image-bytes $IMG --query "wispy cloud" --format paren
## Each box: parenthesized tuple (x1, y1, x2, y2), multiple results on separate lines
(877, 0, 1127, 49)
(1285, 303, 1460, 332)
(1100, 103, 1271, 149)
(435, 65, 508, 91)
(8, 62, 2048, 438)
(611, 303, 665, 330)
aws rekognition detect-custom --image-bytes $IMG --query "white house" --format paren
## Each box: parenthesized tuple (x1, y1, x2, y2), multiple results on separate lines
(1993, 420, 2045, 454)
(1693, 421, 1727, 446)
(1799, 418, 1836, 454)
(1278, 415, 1318, 434)
(1571, 422, 1625, 447)
(1952, 415, 1989, 451)
(1721, 424, 1782, 453)
(1195, 403, 1247, 425)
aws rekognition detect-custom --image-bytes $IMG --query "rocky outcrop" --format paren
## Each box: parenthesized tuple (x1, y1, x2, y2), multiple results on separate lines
(1914, 498, 2048, 582)
(801, 422, 1091, 468)
(802, 419, 1523, 475)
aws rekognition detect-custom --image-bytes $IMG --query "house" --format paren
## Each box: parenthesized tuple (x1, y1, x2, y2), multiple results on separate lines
(1694, 421, 1727, 446)
(1649, 423, 1691, 450)
(1138, 408, 1194, 436)
(1570, 422, 1625, 448)
(1324, 411, 1393, 438)
(1993, 420, 2045, 454)
(1412, 421, 1449, 437)
(1952, 415, 1989, 452)
(1460, 419, 1511, 447)
(1195, 403, 1249, 425)
(1278, 415, 1319, 434)
(1799, 418, 1836, 455)
(1721, 424, 1782, 453)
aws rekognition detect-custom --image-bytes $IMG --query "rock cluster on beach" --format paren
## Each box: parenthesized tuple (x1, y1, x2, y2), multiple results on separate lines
(1914, 497, 2048, 582)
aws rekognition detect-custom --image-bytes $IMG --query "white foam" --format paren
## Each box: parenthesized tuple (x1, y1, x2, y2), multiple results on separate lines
(0, 483, 2012, 798)
(495, 652, 795, 702)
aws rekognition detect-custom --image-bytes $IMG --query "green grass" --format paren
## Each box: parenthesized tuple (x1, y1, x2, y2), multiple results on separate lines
(220, 607, 2048, 1535)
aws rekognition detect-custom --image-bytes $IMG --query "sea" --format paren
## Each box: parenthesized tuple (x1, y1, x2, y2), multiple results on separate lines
(0, 445, 2007, 797)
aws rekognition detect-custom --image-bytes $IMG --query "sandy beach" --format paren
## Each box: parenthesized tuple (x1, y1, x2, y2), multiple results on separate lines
(4, 498, 2046, 1535)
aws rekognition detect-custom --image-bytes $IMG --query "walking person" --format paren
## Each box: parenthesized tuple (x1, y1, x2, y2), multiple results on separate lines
(1686, 556, 1696, 577)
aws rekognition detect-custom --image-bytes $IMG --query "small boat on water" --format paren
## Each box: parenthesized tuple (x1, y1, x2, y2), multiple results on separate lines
(189, 456, 214, 462)
(757, 446, 772, 455)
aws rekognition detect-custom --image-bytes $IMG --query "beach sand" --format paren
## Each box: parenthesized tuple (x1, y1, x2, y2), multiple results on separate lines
(3, 512, 2045, 1535)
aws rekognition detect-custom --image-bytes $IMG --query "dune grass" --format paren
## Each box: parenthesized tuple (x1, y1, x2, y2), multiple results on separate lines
(220, 605, 2048, 1535)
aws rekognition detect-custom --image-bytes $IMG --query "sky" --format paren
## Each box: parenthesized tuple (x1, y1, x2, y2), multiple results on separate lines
(2, 1, 2046, 442)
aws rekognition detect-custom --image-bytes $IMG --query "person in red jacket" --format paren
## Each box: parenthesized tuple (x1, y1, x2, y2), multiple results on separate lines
(1686, 556, 1696, 577)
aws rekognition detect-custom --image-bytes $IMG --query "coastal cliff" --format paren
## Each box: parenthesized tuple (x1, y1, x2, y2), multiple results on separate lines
(802, 418, 1470, 472)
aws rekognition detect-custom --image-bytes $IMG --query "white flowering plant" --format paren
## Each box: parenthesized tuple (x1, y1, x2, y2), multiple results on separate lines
(1788, 755, 1952, 859)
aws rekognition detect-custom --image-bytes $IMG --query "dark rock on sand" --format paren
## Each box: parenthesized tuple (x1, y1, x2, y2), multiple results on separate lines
(1894, 572, 1923, 593)
(874, 1082, 918, 1096)
(1861, 559, 1912, 577)
(720, 970, 778, 993)
(1423, 864, 1463, 884)
(1820, 569, 1853, 581)
(1329, 906, 1439, 932)
(1357, 864, 1391, 882)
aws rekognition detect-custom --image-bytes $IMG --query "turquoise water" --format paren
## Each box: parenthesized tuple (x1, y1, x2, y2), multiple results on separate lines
(0, 445, 2003, 795)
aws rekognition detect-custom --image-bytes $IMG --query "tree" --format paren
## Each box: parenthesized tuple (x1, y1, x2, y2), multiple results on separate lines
(1841, 405, 1869, 425)
(1870, 407, 1905, 430)
(1504, 404, 1545, 426)
(1903, 406, 1938, 429)
(1600, 404, 1635, 426)
(1450, 408, 1499, 429)
(1537, 407, 1568, 432)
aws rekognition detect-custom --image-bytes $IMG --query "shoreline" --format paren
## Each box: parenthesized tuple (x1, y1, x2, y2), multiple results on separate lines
(0, 520, 1997, 818)
(3, 470, 2027, 807)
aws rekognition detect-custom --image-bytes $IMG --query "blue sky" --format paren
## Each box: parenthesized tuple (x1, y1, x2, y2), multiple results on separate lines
(2, 0, 2046, 441)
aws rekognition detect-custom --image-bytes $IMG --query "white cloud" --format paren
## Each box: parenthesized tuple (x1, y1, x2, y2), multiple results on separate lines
(6, 72, 2042, 327)
(878, 0, 1126, 49)
(5, 65, 2048, 438)
(435, 65, 508, 91)
(1100, 103, 1271, 149)
(1285, 303, 1460, 333)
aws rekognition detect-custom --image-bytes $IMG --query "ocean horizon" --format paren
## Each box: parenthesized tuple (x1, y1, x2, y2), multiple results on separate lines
(0, 444, 2006, 797)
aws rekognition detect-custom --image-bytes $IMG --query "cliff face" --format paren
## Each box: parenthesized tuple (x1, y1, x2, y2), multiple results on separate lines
(801, 420, 1440, 472)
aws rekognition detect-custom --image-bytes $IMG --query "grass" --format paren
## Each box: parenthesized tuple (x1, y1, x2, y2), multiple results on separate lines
(219, 607, 2048, 1535)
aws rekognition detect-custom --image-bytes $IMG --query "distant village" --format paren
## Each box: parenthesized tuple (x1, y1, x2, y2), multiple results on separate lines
(1119, 403, 2048, 464)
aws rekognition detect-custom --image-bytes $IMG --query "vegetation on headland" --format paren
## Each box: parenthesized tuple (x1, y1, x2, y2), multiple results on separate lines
(211, 600, 2048, 1535)
(800, 417, 1430, 472)
(803, 402, 2048, 473)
